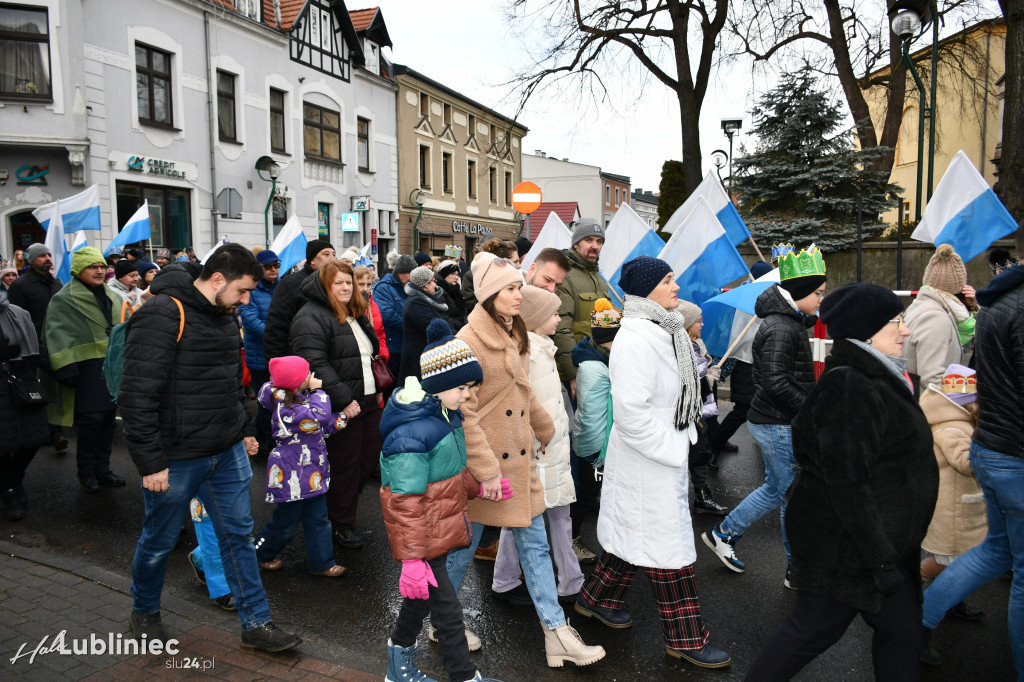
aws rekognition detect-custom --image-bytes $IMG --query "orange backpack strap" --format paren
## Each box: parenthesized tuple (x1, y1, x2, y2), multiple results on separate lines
(120, 300, 131, 324)
(168, 296, 185, 342)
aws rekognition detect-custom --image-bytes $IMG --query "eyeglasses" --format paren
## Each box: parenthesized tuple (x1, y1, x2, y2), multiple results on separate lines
(263, 263, 281, 271)
(889, 317, 906, 329)
(814, 290, 826, 300)
(480, 256, 512, 286)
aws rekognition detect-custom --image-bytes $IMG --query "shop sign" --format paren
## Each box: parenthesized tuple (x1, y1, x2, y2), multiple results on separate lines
(351, 196, 371, 212)
(127, 156, 187, 179)
(16, 164, 49, 185)
(452, 220, 493, 235)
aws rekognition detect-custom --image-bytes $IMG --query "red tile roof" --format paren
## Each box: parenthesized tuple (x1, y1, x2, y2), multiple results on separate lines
(529, 202, 579, 239)
(349, 7, 377, 32)
(262, 0, 306, 30)
(210, 0, 235, 9)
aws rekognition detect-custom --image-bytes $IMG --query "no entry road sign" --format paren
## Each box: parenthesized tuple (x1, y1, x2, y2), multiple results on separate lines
(512, 181, 542, 214)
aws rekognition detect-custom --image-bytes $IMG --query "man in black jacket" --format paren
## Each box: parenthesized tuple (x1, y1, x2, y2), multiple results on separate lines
(8, 242, 68, 451)
(120, 245, 300, 653)
(702, 248, 826, 584)
(921, 263, 1024, 674)
(262, 239, 334, 365)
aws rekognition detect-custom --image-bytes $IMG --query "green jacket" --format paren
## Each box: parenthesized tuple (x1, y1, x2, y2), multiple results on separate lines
(554, 248, 612, 381)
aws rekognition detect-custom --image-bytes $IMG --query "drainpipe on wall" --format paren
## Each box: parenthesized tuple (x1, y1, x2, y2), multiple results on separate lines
(980, 21, 993, 172)
(273, 0, 282, 29)
(204, 11, 220, 248)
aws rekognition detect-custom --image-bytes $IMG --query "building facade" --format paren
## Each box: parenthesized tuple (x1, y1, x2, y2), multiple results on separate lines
(0, 0, 399, 261)
(601, 172, 630, 227)
(521, 152, 602, 224)
(631, 188, 659, 229)
(393, 65, 526, 259)
(863, 18, 1005, 224)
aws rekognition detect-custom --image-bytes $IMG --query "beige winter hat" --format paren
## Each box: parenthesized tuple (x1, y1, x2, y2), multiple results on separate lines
(922, 244, 967, 294)
(518, 284, 561, 332)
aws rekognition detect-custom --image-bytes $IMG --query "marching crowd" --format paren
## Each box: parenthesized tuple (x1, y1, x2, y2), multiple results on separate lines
(0, 223, 1020, 682)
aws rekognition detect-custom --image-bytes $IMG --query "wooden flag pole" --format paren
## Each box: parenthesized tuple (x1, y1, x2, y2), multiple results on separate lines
(748, 235, 766, 262)
(148, 238, 154, 263)
(717, 315, 757, 365)
(598, 272, 624, 306)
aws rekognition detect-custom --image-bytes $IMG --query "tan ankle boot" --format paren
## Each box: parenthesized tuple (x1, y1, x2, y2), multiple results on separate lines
(543, 620, 606, 668)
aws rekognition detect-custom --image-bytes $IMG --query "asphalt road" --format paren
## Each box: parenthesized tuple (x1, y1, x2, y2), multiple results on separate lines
(3, 402, 1015, 681)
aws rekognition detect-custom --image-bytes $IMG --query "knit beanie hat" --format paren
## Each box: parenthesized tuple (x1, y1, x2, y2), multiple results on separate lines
(519, 285, 561, 332)
(619, 255, 671, 298)
(779, 274, 826, 301)
(819, 283, 904, 341)
(922, 244, 967, 294)
(393, 254, 417, 275)
(386, 250, 400, 268)
(571, 218, 605, 247)
(25, 243, 49, 264)
(115, 259, 138, 280)
(414, 251, 432, 267)
(138, 261, 159, 279)
(471, 250, 524, 302)
(515, 236, 534, 258)
(678, 300, 702, 330)
(269, 356, 310, 392)
(305, 239, 334, 263)
(70, 246, 106, 277)
(750, 260, 773, 280)
(591, 298, 621, 344)
(420, 319, 483, 394)
(409, 266, 434, 289)
(941, 363, 978, 406)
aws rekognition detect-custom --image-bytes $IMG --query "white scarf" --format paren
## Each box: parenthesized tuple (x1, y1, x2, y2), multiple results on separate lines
(622, 294, 701, 430)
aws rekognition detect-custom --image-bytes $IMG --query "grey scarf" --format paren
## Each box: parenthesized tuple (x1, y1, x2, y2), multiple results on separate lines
(849, 339, 913, 394)
(622, 294, 701, 430)
(0, 297, 39, 360)
(404, 282, 448, 313)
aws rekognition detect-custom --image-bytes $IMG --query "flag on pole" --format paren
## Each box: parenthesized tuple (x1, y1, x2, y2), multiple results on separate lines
(599, 203, 666, 297)
(701, 267, 780, 361)
(519, 211, 572, 271)
(44, 200, 71, 284)
(657, 197, 749, 305)
(201, 237, 230, 264)
(69, 231, 89, 253)
(32, 185, 102, 233)
(911, 150, 1018, 263)
(662, 172, 750, 247)
(105, 201, 152, 256)
(269, 214, 308, 278)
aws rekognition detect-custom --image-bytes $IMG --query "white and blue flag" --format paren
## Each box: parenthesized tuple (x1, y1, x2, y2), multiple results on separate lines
(663, 172, 750, 247)
(911, 150, 1018, 263)
(657, 197, 750, 306)
(105, 201, 152, 255)
(520, 211, 572, 272)
(43, 200, 71, 284)
(269, 214, 308, 278)
(32, 185, 102, 233)
(701, 267, 780, 361)
(69, 231, 89, 253)
(599, 203, 666, 297)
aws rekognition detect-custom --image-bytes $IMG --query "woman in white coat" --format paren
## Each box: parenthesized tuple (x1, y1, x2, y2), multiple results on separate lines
(572, 256, 731, 669)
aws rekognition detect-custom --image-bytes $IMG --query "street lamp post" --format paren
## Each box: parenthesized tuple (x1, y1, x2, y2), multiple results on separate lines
(255, 155, 281, 248)
(409, 188, 426, 253)
(721, 119, 742, 202)
(710, 149, 728, 186)
(890, 0, 937, 221)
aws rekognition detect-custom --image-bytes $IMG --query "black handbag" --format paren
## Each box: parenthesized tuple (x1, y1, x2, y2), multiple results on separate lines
(1, 362, 48, 407)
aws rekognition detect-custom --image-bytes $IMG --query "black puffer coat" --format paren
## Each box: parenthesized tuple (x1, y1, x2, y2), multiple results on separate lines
(787, 340, 937, 614)
(289, 273, 378, 408)
(398, 283, 451, 382)
(262, 263, 315, 365)
(0, 341, 47, 456)
(436, 278, 468, 330)
(748, 284, 817, 424)
(973, 265, 1024, 458)
(119, 264, 254, 476)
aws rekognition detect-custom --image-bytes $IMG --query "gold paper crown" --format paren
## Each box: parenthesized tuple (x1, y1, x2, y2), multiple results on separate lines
(778, 245, 826, 281)
(591, 298, 621, 328)
(942, 373, 977, 395)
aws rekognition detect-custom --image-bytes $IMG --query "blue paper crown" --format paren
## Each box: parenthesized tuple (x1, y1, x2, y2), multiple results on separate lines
(771, 243, 795, 262)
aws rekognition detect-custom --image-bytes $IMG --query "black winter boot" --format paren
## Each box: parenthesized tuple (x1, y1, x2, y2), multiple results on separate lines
(693, 486, 729, 516)
(920, 625, 942, 666)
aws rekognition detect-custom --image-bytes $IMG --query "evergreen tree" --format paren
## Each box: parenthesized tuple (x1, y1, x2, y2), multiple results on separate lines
(733, 68, 901, 252)
(658, 160, 687, 232)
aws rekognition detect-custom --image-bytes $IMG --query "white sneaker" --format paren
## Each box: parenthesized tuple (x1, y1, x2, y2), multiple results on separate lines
(428, 624, 481, 651)
(700, 525, 745, 573)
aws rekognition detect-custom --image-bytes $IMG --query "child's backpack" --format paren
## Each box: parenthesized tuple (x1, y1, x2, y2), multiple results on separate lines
(103, 295, 184, 403)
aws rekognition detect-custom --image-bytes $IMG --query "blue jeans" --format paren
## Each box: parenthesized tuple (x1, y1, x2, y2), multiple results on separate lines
(447, 515, 567, 630)
(255, 494, 335, 573)
(131, 441, 271, 631)
(922, 444, 1024, 674)
(720, 422, 795, 558)
(190, 498, 230, 600)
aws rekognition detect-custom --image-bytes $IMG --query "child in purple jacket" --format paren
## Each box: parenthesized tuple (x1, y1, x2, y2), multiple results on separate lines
(254, 356, 347, 577)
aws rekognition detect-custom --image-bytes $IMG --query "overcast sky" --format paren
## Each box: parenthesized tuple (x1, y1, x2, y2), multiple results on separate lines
(374, 0, 1002, 194)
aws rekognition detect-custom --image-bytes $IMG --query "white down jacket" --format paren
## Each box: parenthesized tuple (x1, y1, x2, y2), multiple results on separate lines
(597, 316, 696, 569)
(528, 332, 575, 508)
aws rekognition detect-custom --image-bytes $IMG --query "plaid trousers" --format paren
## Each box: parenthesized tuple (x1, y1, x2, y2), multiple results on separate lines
(580, 551, 710, 652)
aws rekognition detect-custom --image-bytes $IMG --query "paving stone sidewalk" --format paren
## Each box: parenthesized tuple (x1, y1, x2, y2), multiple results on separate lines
(0, 542, 378, 680)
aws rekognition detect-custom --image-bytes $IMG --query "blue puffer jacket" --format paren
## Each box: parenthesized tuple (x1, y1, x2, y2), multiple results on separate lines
(373, 273, 407, 354)
(239, 278, 276, 371)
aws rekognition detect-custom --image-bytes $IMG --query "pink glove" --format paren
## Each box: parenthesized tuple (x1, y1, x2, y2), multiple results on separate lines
(478, 477, 514, 500)
(399, 559, 437, 600)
